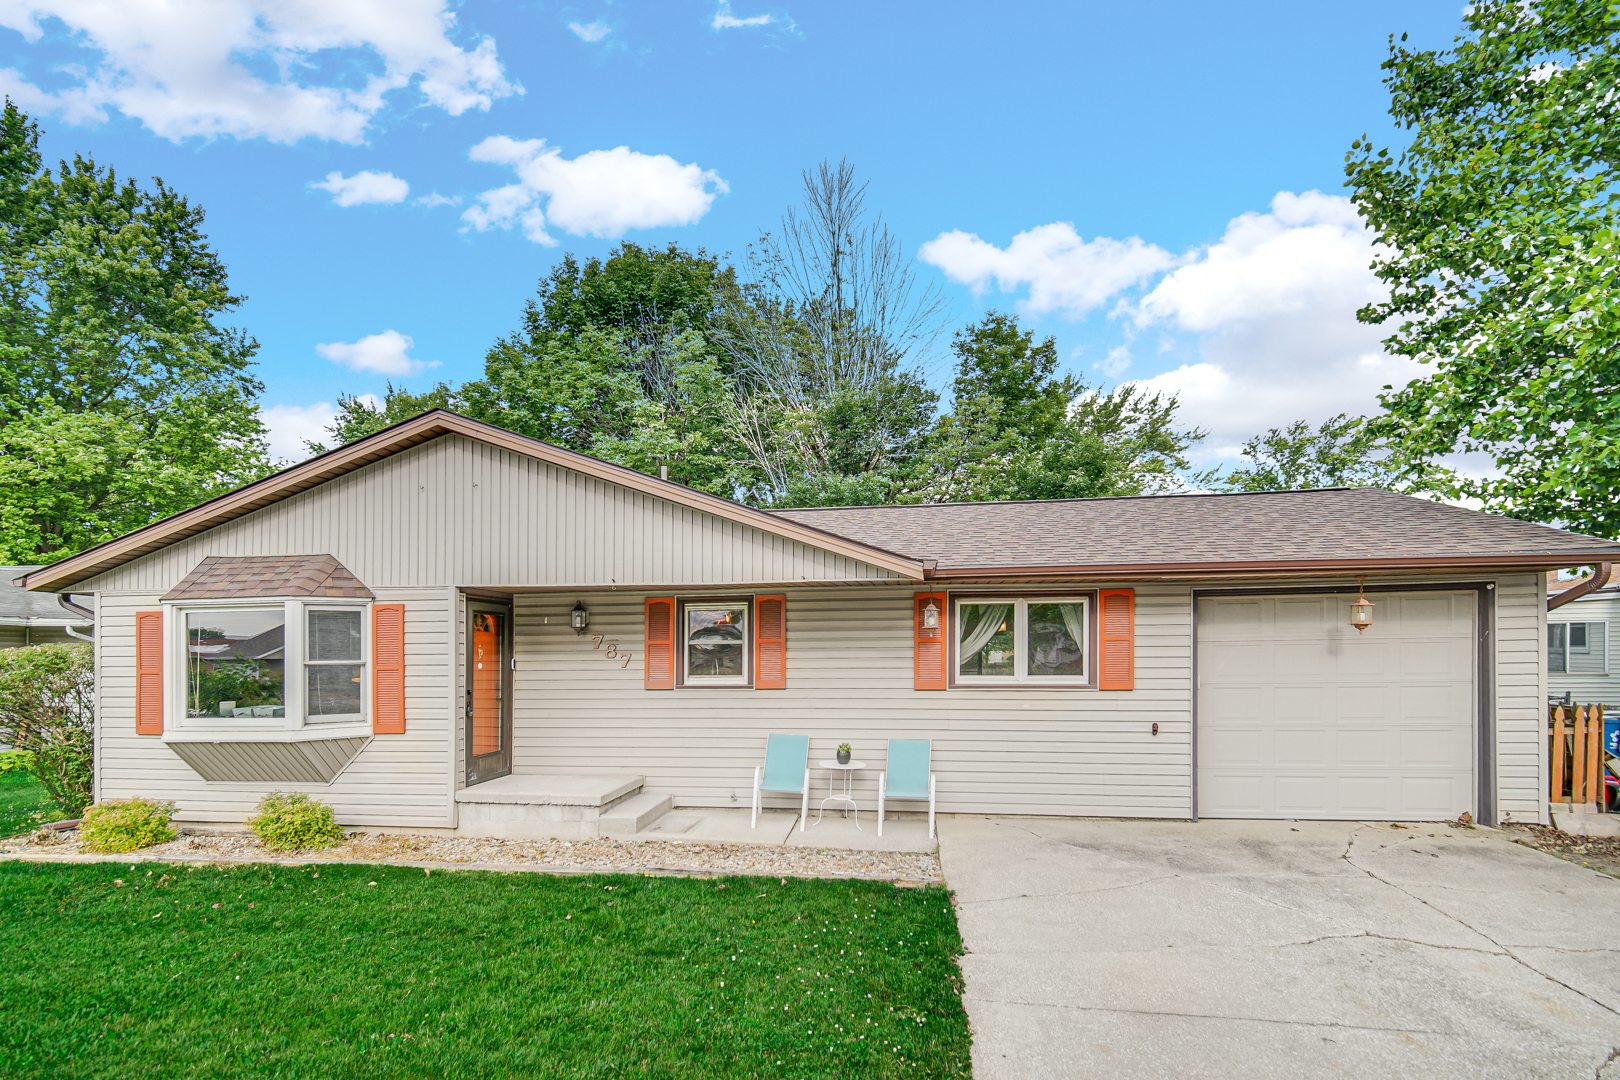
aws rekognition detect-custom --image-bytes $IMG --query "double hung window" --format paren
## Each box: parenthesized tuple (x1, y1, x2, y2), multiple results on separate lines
(179, 601, 369, 727)
(956, 597, 1088, 685)
(683, 602, 750, 686)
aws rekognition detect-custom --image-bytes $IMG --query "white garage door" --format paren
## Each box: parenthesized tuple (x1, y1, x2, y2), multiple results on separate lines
(1197, 591, 1476, 820)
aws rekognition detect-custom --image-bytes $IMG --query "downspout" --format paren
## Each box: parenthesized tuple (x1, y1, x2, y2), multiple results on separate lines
(1549, 562, 1614, 611)
(59, 593, 94, 642)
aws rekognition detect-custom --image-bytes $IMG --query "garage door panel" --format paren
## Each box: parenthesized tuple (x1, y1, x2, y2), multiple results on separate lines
(1201, 726, 1266, 766)
(1274, 728, 1331, 765)
(1198, 591, 1475, 821)
(1335, 728, 1392, 766)
(1274, 777, 1328, 814)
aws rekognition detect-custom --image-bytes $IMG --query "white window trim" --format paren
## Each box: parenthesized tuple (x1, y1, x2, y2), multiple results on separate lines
(1550, 619, 1610, 675)
(164, 597, 372, 740)
(954, 596, 1090, 687)
(680, 599, 752, 688)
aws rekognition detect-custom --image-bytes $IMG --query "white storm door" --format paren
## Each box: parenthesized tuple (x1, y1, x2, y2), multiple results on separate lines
(1196, 591, 1477, 820)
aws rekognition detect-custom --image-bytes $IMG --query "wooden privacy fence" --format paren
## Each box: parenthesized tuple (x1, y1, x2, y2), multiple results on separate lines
(1550, 703, 1608, 809)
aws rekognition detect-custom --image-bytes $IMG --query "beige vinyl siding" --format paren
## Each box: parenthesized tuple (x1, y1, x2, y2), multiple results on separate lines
(1549, 593, 1620, 710)
(1494, 573, 1547, 823)
(76, 435, 901, 595)
(508, 585, 1195, 819)
(94, 588, 455, 827)
(0, 625, 82, 647)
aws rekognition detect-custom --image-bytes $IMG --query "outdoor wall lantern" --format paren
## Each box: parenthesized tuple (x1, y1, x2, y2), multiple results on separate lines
(1349, 579, 1375, 633)
(571, 602, 589, 634)
(921, 599, 940, 630)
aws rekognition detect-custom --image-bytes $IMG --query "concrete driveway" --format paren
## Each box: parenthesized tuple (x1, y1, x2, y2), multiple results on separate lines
(937, 817, 1620, 1080)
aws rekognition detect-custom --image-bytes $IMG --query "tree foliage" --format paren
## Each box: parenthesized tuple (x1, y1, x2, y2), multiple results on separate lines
(0, 642, 94, 815)
(1348, 1, 1620, 534)
(0, 101, 271, 561)
(1200, 414, 1401, 492)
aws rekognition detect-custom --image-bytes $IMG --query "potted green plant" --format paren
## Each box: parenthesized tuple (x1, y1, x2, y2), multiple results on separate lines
(837, 742, 852, 765)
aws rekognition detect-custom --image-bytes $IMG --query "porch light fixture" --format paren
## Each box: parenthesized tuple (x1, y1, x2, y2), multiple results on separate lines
(921, 599, 940, 630)
(570, 602, 589, 635)
(1349, 578, 1375, 633)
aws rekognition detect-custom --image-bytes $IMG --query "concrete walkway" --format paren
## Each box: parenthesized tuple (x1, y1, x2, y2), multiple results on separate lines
(938, 816, 1620, 1080)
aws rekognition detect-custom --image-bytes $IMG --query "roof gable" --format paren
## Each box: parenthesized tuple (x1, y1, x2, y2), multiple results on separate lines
(17, 412, 925, 592)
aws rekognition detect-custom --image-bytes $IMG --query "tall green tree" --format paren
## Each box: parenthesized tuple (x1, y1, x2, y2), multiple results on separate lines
(1198, 414, 1400, 492)
(1347, 0, 1620, 535)
(0, 101, 271, 561)
(921, 312, 1202, 502)
(305, 382, 463, 455)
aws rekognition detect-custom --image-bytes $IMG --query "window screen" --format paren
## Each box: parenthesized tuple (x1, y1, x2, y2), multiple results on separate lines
(306, 608, 364, 721)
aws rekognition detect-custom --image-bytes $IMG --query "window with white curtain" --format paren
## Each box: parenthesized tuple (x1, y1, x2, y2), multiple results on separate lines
(956, 597, 1088, 685)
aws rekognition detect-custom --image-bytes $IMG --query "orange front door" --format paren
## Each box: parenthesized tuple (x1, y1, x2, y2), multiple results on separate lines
(466, 604, 511, 784)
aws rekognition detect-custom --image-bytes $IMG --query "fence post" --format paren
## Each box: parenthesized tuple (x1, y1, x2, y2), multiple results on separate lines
(1552, 705, 1568, 805)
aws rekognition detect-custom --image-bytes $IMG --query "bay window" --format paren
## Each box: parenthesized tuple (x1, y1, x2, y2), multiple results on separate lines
(176, 600, 369, 729)
(957, 597, 1089, 685)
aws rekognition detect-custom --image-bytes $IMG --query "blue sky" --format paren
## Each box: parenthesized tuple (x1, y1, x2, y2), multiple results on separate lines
(0, 0, 1466, 461)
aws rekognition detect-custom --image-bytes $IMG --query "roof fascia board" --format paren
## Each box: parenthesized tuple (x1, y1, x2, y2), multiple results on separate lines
(931, 552, 1620, 580)
(17, 412, 925, 592)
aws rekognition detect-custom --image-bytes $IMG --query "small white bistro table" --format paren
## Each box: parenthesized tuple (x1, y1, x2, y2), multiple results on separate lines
(815, 760, 866, 829)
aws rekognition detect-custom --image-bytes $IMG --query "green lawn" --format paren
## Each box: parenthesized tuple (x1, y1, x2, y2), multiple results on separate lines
(0, 861, 971, 1079)
(0, 771, 59, 837)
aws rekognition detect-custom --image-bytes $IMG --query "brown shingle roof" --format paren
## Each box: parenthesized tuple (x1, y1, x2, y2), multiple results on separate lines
(771, 488, 1620, 577)
(161, 555, 373, 601)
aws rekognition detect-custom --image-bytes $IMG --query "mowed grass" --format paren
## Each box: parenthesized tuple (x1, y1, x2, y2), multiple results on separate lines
(0, 861, 971, 1079)
(0, 771, 59, 837)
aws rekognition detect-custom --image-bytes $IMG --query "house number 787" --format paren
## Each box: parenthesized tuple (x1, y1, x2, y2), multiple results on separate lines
(592, 635, 634, 668)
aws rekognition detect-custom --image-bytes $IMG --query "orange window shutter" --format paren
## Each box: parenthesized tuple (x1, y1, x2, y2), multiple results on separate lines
(914, 592, 948, 690)
(756, 595, 787, 689)
(135, 610, 164, 735)
(372, 604, 406, 734)
(645, 597, 675, 690)
(1098, 589, 1135, 691)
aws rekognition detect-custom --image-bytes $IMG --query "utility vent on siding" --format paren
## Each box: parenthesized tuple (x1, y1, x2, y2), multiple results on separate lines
(166, 737, 369, 783)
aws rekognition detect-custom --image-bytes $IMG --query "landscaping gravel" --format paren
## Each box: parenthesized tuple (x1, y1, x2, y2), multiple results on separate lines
(0, 828, 943, 883)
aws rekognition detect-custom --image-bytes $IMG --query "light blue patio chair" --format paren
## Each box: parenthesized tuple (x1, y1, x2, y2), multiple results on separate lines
(752, 733, 811, 832)
(878, 739, 936, 838)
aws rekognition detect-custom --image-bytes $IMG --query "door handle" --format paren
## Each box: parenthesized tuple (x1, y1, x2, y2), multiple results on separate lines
(465, 691, 473, 718)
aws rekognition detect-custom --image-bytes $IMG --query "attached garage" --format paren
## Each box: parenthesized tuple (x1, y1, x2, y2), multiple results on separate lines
(1196, 589, 1482, 821)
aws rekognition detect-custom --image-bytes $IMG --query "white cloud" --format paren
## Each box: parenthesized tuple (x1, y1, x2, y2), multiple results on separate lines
(0, 0, 520, 144)
(315, 330, 435, 376)
(260, 402, 335, 460)
(918, 223, 1176, 318)
(414, 191, 461, 207)
(461, 137, 728, 245)
(1096, 345, 1132, 378)
(712, 4, 775, 29)
(569, 20, 611, 42)
(311, 170, 409, 207)
(1121, 191, 1419, 453)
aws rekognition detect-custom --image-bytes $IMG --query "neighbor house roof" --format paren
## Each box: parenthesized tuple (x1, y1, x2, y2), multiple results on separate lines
(771, 488, 1620, 579)
(0, 566, 92, 626)
(14, 411, 926, 592)
(161, 555, 374, 602)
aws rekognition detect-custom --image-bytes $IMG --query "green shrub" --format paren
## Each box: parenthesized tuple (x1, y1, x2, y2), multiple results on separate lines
(78, 798, 176, 853)
(0, 643, 93, 814)
(0, 749, 36, 774)
(247, 792, 345, 851)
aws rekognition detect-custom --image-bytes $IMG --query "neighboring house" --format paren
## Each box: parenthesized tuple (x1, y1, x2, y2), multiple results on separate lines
(0, 566, 92, 648)
(1549, 573, 1620, 709)
(15, 411, 1620, 832)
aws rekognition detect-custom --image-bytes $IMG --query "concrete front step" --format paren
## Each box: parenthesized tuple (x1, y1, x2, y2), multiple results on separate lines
(454, 773, 646, 840)
(599, 792, 674, 838)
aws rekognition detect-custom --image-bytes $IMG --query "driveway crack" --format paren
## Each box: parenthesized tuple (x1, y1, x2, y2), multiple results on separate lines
(1343, 828, 1620, 1018)
(1279, 930, 1505, 956)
